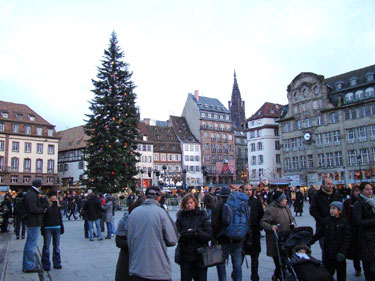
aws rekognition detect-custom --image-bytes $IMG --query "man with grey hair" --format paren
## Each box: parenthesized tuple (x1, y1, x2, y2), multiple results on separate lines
(127, 186, 178, 280)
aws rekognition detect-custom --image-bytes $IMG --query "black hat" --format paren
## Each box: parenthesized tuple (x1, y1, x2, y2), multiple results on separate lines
(273, 191, 286, 202)
(48, 190, 57, 197)
(217, 186, 231, 197)
(32, 178, 42, 188)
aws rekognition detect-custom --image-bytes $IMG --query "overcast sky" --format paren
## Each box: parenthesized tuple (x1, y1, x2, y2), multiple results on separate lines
(0, 0, 374, 131)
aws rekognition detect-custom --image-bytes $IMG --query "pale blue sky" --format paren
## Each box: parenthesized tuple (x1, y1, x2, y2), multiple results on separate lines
(0, 0, 374, 131)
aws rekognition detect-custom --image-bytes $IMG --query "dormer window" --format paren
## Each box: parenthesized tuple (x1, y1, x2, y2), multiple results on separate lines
(345, 92, 354, 103)
(1, 112, 8, 118)
(349, 77, 358, 87)
(366, 72, 374, 82)
(335, 81, 343, 90)
(15, 113, 23, 120)
(28, 114, 36, 121)
(142, 136, 148, 141)
(355, 90, 364, 100)
(47, 128, 54, 137)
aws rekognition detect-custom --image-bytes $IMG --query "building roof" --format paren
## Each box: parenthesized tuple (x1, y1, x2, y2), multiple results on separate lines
(0, 100, 54, 126)
(169, 116, 199, 143)
(247, 102, 284, 121)
(325, 64, 375, 91)
(58, 125, 88, 152)
(189, 93, 230, 113)
(145, 125, 181, 153)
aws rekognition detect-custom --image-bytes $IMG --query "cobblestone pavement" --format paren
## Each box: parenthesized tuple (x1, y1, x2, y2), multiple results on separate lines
(3, 204, 364, 281)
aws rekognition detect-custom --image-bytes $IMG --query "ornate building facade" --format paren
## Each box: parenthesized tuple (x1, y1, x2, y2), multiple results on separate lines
(278, 65, 375, 186)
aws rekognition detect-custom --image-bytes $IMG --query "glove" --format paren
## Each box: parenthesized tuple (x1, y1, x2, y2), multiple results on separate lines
(336, 252, 345, 262)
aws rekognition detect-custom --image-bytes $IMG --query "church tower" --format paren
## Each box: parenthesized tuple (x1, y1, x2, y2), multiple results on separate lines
(228, 70, 246, 128)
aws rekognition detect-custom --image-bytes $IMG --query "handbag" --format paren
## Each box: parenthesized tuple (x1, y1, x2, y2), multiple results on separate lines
(197, 244, 225, 268)
(174, 244, 181, 265)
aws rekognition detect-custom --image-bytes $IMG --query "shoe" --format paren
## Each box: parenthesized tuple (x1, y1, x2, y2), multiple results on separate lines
(23, 267, 41, 273)
(89, 239, 94, 241)
(16, 236, 20, 240)
(98, 238, 103, 241)
(105, 237, 111, 239)
(355, 271, 361, 277)
(54, 265, 62, 269)
(43, 268, 50, 272)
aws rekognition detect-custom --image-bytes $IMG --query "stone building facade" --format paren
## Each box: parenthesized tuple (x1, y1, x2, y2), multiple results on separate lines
(278, 65, 375, 186)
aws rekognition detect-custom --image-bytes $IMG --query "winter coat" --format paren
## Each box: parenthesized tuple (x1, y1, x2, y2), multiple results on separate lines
(293, 191, 304, 213)
(83, 195, 102, 221)
(353, 196, 375, 262)
(260, 201, 296, 257)
(211, 200, 230, 245)
(1, 197, 12, 217)
(126, 199, 178, 280)
(102, 200, 113, 223)
(24, 187, 44, 227)
(203, 193, 216, 209)
(343, 196, 360, 260)
(175, 208, 212, 263)
(115, 212, 130, 281)
(311, 215, 350, 260)
(244, 197, 264, 255)
(13, 196, 26, 219)
(42, 201, 64, 234)
(309, 188, 341, 231)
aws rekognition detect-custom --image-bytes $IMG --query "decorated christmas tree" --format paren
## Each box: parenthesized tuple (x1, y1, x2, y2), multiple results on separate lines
(83, 32, 140, 193)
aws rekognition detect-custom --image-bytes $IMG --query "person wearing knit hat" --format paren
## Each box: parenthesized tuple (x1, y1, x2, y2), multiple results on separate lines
(330, 201, 343, 212)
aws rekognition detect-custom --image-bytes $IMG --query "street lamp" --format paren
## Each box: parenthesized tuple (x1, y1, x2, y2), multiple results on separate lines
(162, 165, 167, 188)
(357, 155, 362, 183)
(183, 169, 187, 190)
(139, 169, 144, 188)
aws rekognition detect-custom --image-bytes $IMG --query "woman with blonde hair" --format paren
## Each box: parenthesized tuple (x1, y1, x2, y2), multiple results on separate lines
(41, 190, 64, 271)
(175, 193, 212, 281)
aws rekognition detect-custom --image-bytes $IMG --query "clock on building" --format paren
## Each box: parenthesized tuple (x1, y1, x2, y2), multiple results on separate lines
(304, 132, 312, 141)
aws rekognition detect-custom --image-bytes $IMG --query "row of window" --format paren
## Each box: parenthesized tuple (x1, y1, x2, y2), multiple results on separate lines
(203, 132, 233, 141)
(204, 154, 234, 163)
(316, 131, 341, 147)
(0, 111, 36, 121)
(183, 166, 201, 172)
(154, 165, 181, 172)
(248, 128, 279, 139)
(344, 87, 375, 103)
(346, 125, 375, 143)
(200, 111, 231, 121)
(347, 148, 375, 166)
(344, 104, 375, 120)
(184, 155, 200, 162)
(0, 123, 54, 136)
(0, 175, 55, 184)
(204, 143, 234, 153)
(284, 137, 306, 152)
(58, 161, 85, 172)
(249, 141, 279, 152)
(250, 154, 281, 166)
(153, 153, 181, 162)
(0, 157, 55, 173)
(58, 150, 83, 162)
(0, 141, 55, 154)
(137, 144, 152, 152)
(184, 144, 200, 152)
(201, 122, 232, 132)
(335, 73, 374, 90)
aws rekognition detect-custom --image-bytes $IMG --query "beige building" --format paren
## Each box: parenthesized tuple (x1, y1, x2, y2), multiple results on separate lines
(0, 101, 58, 189)
(278, 65, 375, 186)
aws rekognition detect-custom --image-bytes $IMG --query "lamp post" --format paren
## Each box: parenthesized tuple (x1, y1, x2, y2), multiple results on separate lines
(202, 166, 207, 186)
(162, 165, 167, 188)
(183, 169, 187, 190)
(140, 169, 144, 188)
(357, 155, 362, 183)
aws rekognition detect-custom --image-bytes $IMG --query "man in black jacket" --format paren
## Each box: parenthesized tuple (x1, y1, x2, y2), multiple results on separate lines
(309, 177, 341, 250)
(22, 179, 45, 273)
(83, 190, 103, 241)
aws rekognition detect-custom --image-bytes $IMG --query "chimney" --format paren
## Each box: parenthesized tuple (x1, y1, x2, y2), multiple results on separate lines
(194, 90, 199, 101)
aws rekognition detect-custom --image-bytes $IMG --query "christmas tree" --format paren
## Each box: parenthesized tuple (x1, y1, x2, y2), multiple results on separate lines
(83, 32, 140, 193)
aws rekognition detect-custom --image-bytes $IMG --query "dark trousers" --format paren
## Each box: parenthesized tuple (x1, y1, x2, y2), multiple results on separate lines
(84, 220, 89, 238)
(323, 258, 346, 281)
(241, 252, 260, 281)
(14, 217, 26, 238)
(180, 260, 207, 281)
(130, 276, 171, 281)
(1, 214, 10, 232)
(353, 259, 362, 273)
(68, 208, 77, 220)
(363, 261, 375, 281)
(272, 256, 282, 279)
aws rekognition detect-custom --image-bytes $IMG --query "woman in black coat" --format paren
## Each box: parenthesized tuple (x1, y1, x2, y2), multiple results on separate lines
(175, 193, 212, 281)
(343, 185, 362, 277)
(293, 188, 304, 216)
(353, 182, 375, 281)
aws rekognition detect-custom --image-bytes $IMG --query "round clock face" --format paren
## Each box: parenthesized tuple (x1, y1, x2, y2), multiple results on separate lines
(304, 132, 311, 141)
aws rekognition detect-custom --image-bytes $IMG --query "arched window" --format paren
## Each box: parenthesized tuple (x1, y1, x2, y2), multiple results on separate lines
(365, 87, 374, 97)
(355, 90, 364, 100)
(345, 92, 354, 102)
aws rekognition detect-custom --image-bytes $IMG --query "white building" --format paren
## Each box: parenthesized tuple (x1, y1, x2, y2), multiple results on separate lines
(246, 102, 283, 184)
(135, 122, 154, 188)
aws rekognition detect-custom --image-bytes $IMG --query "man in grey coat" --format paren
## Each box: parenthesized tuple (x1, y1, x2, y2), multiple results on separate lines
(127, 186, 178, 281)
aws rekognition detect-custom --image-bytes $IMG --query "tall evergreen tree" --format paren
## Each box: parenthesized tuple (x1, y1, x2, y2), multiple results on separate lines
(83, 32, 140, 193)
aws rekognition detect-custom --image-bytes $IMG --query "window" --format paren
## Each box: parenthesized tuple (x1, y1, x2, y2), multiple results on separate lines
(0, 157, 3, 171)
(36, 143, 44, 154)
(23, 176, 31, 183)
(154, 154, 159, 161)
(334, 151, 343, 167)
(195, 155, 199, 161)
(317, 115, 323, 126)
(24, 159, 31, 172)
(304, 118, 311, 128)
(24, 125, 31, 134)
(11, 157, 19, 171)
(345, 93, 354, 103)
(1, 112, 8, 118)
(251, 156, 256, 165)
(79, 161, 84, 169)
(0, 140, 4, 151)
(160, 154, 166, 161)
(23, 142, 31, 153)
(350, 77, 357, 86)
(251, 143, 255, 152)
(285, 158, 291, 171)
(284, 139, 290, 152)
(316, 134, 322, 147)
(308, 155, 313, 168)
(28, 114, 36, 121)
(12, 124, 19, 133)
(359, 148, 369, 165)
(365, 87, 375, 97)
(324, 132, 332, 146)
(48, 145, 55, 154)
(12, 141, 19, 152)
(358, 126, 367, 141)
(47, 160, 54, 172)
(333, 131, 341, 145)
(10, 176, 18, 183)
(275, 141, 280, 150)
(64, 164, 68, 171)
(326, 152, 334, 167)
(36, 127, 43, 136)
(258, 155, 264, 165)
(348, 150, 357, 166)
(0, 123, 4, 131)
(291, 138, 297, 151)
(317, 154, 325, 168)
(355, 90, 364, 100)
(276, 154, 281, 164)
(346, 128, 355, 143)
(196, 166, 200, 172)
(300, 156, 306, 169)
(190, 155, 194, 161)
(185, 155, 189, 161)
(274, 128, 279, 136)
(47, 177, 55, 184)
(292, 157, 298, 170)
(370, 124, 375, 139)
(36, 159, 43, 172)
(228, 134, 233, 141)
(257, 142, 263, 151)
(329, 112, 339, 124)
(295, 120, 301, 130)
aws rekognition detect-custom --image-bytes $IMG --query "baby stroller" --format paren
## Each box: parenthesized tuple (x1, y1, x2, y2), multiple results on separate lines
(274, 227, 334, 281)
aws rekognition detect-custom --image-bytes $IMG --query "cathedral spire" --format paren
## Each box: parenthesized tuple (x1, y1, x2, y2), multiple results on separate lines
(228, 70, 246, 128)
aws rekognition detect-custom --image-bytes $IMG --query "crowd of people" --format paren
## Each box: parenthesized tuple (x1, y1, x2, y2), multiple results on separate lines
(0, 178, 374, 281)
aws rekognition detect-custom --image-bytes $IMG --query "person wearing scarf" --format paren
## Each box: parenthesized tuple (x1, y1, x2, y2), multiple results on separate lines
(261, 191, 296, 281)
(353, 182, 375, 281)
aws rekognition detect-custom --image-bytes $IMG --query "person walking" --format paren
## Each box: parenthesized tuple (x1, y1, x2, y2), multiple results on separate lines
(22, 179, 44, 273)
(293, 187, 304, 216)
(126, 186, 178, 281)
(353, 182, 375, 281)
(175, 193, 212, 281)
(41, 191, 64, 271)
(203, 188, 216, 218)
(102, 195, 113, 239)
(1, 194, 13, 233)
(13, 192, 26, 239)
(261, 191, 296, 281)
(83, 190, 103, 241)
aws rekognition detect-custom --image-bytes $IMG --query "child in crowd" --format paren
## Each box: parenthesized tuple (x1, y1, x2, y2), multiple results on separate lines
(311, 201, 350, 281)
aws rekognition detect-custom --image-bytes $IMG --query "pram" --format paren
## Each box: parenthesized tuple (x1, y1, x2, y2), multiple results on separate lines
(274, 226, 334, 281)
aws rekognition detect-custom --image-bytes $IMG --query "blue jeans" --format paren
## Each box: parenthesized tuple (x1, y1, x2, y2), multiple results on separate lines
(217, 242, 243, 281)
(23, 226, 40, 271)
(88, 219, 102, 239)
(42, 228, 61, 269)
(111, 217, 116, 234)
(105, 222, 112, 238)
